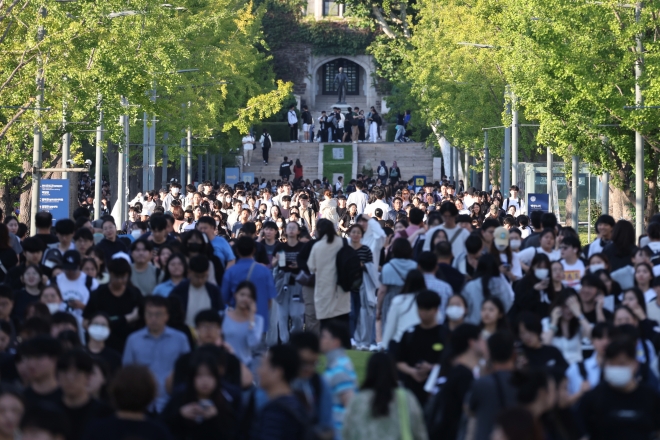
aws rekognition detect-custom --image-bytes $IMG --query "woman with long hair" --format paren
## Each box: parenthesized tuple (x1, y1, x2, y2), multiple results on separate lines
(461, 253, 514, 325)
(294, 159, 303, 180)
(543, 290, 592, 363)
(518, 229, 561, 272)
(223, 281, 263, 369)
(307, 219, 351, 326)
(342, 352, 428, 440)
(480, 297, 509, 339)
(0, 224, 17, 283)
(633, 262, 656, 303)
(153, 253, 188, 297)
(602, 219, 638, 271)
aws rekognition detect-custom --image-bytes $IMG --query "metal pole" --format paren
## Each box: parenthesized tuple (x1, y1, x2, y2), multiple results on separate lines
(602, 171, 609, 215)
(205, 150, 209, 182)
(453, 147, 459, 186)
(512, 91, 519, 188)
(635, 1, 644, 239)
(94, 100, 103, 220)
(197, 154, 202, 184)
(62, 103, 70, 180)
(180, 138, 185, 186)
(30, 9, 46, 236)
(210, 154, 215, 184)
(449, 146, 454, 184)
(142, 111, 148, 192)
(186, 128, 192, 184)
(118, 97, 128, 228)
(572, 155, 579, 229)
(483, 131, 489, 192)
(547, 149, 553, 206)
(588, 169, 592, 242)
(464, 149, 469, 189)
(162, 142, 168, 189)
(149, 110, 156, 191)
(503, 86, 512, 191)
(219, 154, 223, 184)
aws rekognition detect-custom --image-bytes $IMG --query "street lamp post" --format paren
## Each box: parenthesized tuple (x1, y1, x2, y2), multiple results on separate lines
(30, 6, 46, 236)
(94, 97, 103, 220)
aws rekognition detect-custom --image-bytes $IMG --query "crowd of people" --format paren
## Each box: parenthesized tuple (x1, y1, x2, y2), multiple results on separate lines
(286, 104, 386, 143)
(0, 168, 657, 440)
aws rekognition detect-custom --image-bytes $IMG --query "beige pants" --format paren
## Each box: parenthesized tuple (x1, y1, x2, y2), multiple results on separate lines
(302, 285, 320, 335)
(243, 148, 253, 165)
(352, 125, 359, 142)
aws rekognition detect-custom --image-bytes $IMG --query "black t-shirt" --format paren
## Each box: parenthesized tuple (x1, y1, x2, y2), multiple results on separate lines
(397, 325, 447, 404)
(95, 239, 129, 263)
(86, 346, 122, 376)
(273, 241, 304, 274)
(584, 308, 614, 324)
(82, 284, 143, 353)
(280, 161, 292, 177)
(57, 398, 114, 440)
(35, 233, 59, 246)
(24, 386, 63, 408)
(11, 288, 41, 323)
(432, 364, 474, 440)
(579, 382, 660, 440)
(81, 415, 174, 440)
(522, 344, 569, 373)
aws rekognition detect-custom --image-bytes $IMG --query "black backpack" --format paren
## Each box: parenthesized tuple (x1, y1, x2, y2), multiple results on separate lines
(263, 134, 272, 149)
(336, 238, 362, 292)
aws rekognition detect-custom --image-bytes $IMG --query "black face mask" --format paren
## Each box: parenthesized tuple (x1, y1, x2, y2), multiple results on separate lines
(187, 243, 204, 253)
(185, 217, 193, 224)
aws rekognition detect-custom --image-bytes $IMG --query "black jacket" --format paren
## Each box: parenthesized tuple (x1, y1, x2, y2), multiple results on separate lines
(169, 280, 224, 316)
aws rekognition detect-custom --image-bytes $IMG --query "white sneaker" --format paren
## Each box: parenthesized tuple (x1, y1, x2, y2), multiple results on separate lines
(357, 345, 368, 351)
(351, 338, 356, 349)
(369, 344, 379, 352)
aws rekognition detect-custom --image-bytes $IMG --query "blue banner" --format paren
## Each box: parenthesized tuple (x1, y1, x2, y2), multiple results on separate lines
(413, 175, 426, 192)
(40, 179, 69, 225)
(241, 172, 255, 184)
(225, 167, 240, 186)
(528, 193, 549, 213)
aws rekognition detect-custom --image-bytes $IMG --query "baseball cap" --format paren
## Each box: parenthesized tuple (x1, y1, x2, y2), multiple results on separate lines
(62, 250, 81, 271)
(494, 227, 509, 248)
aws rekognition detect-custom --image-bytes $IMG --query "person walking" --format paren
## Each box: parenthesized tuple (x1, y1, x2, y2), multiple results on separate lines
(279, 156, 293, 181)
(343, 352, 428, 440)
(368, 110, 380, 143)
(288, 105, 299, 142)
(307, 219, 350, 326)
(242, 131, 255, 167)
(259, 129, 272, 165)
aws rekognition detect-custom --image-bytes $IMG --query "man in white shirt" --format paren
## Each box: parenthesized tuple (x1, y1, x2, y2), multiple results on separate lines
(287, 105, 299, 142)
(423, 202, 471, 258)
(162, 182, 182, 213)
(56, 250, 98, 318)
(503, 185, 525, 217)
(346, 181, 369, 215)
(584, 214, 615, 258)
(560, 235, 585, 290)
(364, 188, 390, 217)
(242, 132, 255, 166)
(565, 322, 611, 397)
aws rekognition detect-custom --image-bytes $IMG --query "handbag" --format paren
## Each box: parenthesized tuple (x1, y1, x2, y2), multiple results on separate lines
(295, 271, 316, 287)
(396, 388, 413, 440)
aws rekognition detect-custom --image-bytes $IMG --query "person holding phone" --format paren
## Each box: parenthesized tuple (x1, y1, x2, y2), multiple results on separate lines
(510, 253, 553, 321)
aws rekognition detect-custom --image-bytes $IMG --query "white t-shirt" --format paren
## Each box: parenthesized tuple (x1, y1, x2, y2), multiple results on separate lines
(561, 259, 585, 290)
(423, 224, 471, 258)
(242, 135, 255, 150)
(364, 199, 390, 217)
(503, 197, 524, 216)
(518, 247, 561, 266)
(55, 272, 99, 316)
(186, 284, 211, 327)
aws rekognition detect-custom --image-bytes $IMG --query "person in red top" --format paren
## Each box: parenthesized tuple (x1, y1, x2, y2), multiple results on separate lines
(293, 159, 303, 180)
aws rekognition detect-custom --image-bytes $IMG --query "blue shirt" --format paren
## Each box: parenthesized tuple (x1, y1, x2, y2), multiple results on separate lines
(323, 349, 357, 439)
(152, 280, 178, 297)
(122, 326, 190, 412)
(212, 236, 235, 267)
(220, 258, 277, 330)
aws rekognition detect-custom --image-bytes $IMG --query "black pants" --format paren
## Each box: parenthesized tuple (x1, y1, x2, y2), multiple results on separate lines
(290, 123, 298, 141)
(262, 147, 269, 163)
(333, 127, 342, 142)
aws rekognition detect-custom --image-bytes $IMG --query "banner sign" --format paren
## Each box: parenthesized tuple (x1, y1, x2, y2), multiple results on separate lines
(225, 167, 240, 186)
(40, 179, 69, 225)
(241, 172, 255, 184)
(527, 193, 549, 213)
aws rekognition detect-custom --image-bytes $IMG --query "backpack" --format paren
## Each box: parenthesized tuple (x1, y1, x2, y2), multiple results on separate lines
(390, 167, 399, 178)
(336, 238, 362, 292)
(271, 398, 324, 440)
(263, 134, 272, 149)
(378, 166, 387, 177)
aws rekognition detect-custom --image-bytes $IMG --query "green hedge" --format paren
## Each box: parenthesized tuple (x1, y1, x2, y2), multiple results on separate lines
(252, 122, 290, 142)
(386, 124, 396, 142)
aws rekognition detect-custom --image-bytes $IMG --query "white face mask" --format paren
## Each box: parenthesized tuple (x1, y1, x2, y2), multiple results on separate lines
(131, 229, 142, 239)
(445, 305, 465, 321)
(172, 188, 180, 195)
(495, 243, 508, 251)
(534, 268, 549, 280)
(88, 324, 110, 342)
(46, 303, 60, 314)
(604, 365, 633, 388)
(589, 263, 605, 273)
(509, 239, 522, 251)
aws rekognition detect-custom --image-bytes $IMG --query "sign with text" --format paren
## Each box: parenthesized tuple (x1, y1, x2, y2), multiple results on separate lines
(40, 179, 69, 225)
(332, 148, 345, 160)
(225, 167, 240, 186)
(528, 193, 549, 213)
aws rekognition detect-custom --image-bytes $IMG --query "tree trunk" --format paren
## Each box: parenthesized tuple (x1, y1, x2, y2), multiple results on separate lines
(19, 160, 32, 225)
(645, 149, 658, 225)
(565, 179, 573, 227)
(611, 169, 634, 221)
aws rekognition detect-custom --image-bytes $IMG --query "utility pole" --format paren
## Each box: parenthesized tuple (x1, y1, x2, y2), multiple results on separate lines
(511, 91, 519, 188)
(117, 97, 129, 227)
(62, 102, 70, 180)
(30, 6, 47, 236)
(186, 127, 192, 184)
(94, 96, 103, 220)
(572, 155, 579, 229)
(503, 86, 512, 191)
(634, 1, 644, 239)
(482, 131, 489, 192)
(547, 149, 553, 207)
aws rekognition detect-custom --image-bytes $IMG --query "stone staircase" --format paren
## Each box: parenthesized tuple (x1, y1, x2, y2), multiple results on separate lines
(238, 141, 434, 183)
(313, 96, 369, 113)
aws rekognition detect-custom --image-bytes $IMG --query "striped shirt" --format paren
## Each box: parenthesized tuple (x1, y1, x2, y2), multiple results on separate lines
(323, 349, 357, 439)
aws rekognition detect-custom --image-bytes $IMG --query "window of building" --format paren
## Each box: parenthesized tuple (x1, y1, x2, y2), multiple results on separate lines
(323, 0, 341, 16)
(322, 59, 359, 95)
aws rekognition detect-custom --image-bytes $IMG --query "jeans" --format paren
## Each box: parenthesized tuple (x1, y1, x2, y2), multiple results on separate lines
(262, 147, 269, 163)
(349, 290, 361, 340)
(395, 125, 405, 141)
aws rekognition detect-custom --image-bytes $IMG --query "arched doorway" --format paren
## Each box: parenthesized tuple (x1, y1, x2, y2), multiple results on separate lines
(321, 58, 360, 96)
